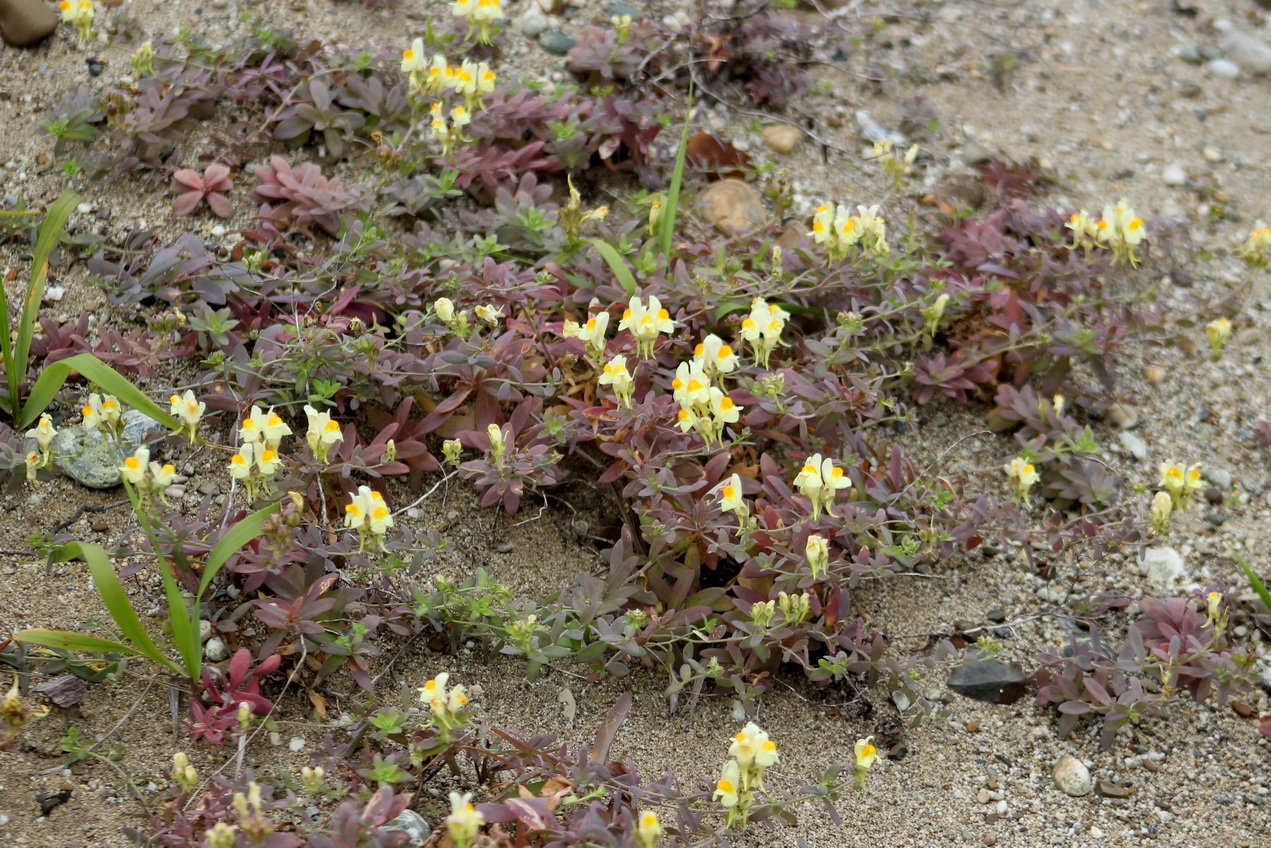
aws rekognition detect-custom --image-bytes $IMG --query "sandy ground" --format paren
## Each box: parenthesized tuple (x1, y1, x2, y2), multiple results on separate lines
(2, 0, 1271, 845)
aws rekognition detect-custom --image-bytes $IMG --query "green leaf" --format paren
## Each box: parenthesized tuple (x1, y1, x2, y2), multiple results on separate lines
(20, 352, 182, 430)
(42, 541, 181, 674)
(1235, 551, 1271, 614)
(13, 629, 146, 658)
(198, 501, 280, 601)
(658, 84, 694, 265)
(590, 239, 639, 297)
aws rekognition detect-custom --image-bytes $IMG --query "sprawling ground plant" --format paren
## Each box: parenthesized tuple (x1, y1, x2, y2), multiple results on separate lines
(4, 11, 1261, 848)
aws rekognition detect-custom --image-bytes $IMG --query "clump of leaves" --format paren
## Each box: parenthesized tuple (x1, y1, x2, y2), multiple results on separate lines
(171, 164, 234, 217)
(38, 86, 105, 156)
(251, 156, 368, 236)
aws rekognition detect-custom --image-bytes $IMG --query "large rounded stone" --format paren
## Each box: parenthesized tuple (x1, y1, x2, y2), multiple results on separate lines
(1053, 754, 1092, 797)
(693, 179, 766, 234)
(0, 0, 59, 47)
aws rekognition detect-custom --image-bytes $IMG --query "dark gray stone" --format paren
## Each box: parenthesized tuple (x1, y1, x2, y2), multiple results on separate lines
(539, 31, 577, 55)
(947, 657, 1027, 704)
(604, 1, 643, 18)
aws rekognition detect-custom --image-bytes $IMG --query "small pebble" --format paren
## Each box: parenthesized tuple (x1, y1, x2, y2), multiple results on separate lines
(1053, 755, 1092, 797)
(1105, 403, 1138, 430)
(1161, 164, 1186, 186)
(760, 124, 803, 155)
(1207, 58, 1241, 79)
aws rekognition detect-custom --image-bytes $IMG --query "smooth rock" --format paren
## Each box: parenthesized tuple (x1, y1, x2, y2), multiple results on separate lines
(694, 179, 766, 233)
(1143, 364, 1165, 384)
(1204, 511, 1227, 528)
(1097, 780, 1135, 798)
(1207, 58, 1241, 79)
(1105, 403, 1138, 430)
(960, 141, 994, 166)
(604, 1, 643, 18)
(534, 0, 565, 12)
(1221, 32, 1271, 74)
(1204, 466, 1233, 489)
(760, 124, 803, 154)
(385, 810, 432, 847)
(0, 811, 9, 828)
(516, 7, 549, 37)
(51, 410, 164, 489)
(1054, 755, 1092, 797)
(204, 637, 229, 662)
(538, 30, 577, 55)
(0, 0, 59, 47)
(1161, 165, 1187, 186)
(1202, 147, 1224, 163)
(1143, 546, 1185, 591)
(199, 620, 213, 642)
(1118, 432, 1147, 460)
(947, 657, 1027, 704)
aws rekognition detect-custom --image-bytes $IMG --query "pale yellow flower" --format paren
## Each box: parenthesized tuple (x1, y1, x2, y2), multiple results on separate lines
(120, 447, 150, 486)
(446, 791, 485, 848)
(715, 473, 745, 514)
(693, 334, 740, 375)
(618, 295, 674, 358)
(713, 759, 741, 808)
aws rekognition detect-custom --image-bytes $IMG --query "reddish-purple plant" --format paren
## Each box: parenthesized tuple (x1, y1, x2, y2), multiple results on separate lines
(171, 164, 234, 217)
(251, 155, 367, 236)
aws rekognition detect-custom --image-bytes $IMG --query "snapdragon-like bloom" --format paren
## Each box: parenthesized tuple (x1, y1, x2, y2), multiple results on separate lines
(1065, 210, 1099, 250)
(303, 405, 344, 464)
(618, 295, 674, 358)
(150, 460, 177, 491)
(805, 533, 829, 579)
(401, 37, 428, 74)
(715, 473, 746, 516)
(635, 811, 663, 848)
(853, 736, 878, 787)
(81, 393, 122, 431)
(446, 791, 485, 848)
(300, 766, 325, 793)
(419, 672, 471, 738)
(346, 486, 393, 549)
(1158, 461, 1203, 510)
(435, 297, 456, 324)
(852, 204, 889, 256)
(728, 722, 778, 789)
(1206, 317, 1232, 361)
(738, 297, 789, 369)
(120, 446, 150, 486)
(25, 415, 56, 458)
(693, 333, 740, 375)
(1096, 199, 1148, 266)
(599, 354, 634, 408)
(563, 311, 610, 360)
(1004, 456, 1040, 505)
(452, 0, 503, 44)
(1150, 490, 1173, 536)
(714, 759, 741, 808)
(59, 0, 94, 45)
(474, 303, 502, 327)
(229, 443, 255, 481)
(793, 453, 851, 520)
(1238, 221, 1271, 269)
(169, 390, 206, 443)
(671, 361, 711, 409)
(257, 447, 282, 477)
(452, 59, 496, 109)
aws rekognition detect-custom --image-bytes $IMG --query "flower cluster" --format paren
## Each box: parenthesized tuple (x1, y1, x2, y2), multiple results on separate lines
(737, 297, 788, 370)
(228, 405, 292, 500)
(169, 390, 206, 444)
(452, 0, 503, 44)
(1238, 221, 1271, 269)
(1003, 456, 1039, 506)
(714, 722, 778, 828)
(344, 485, 394, 550)
(599, 354, 634, 407)
(430, 101, 471, 156)
(82, 393, 122, 432)
(120, 446, 177, 504)
(563, 311, 610, 361)
(302, 404, 344, 464)
(1096, 199, 1147, 266)
(171, 752, 199, 793)
(1158, 461, 1203, 512)
(59, 0, 94, 46)
(418, 672, 471, 739)
(618, 294, 674, 359)
(809, 202, 889, 261)
(672, 358, 742, 447)
(872, 139, 919, 189)
(793, 454, 851, 521)
(24, 415, 57, 482)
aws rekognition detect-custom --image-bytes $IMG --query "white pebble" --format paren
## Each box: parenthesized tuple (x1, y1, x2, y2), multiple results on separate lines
(288, 736, 306, 752)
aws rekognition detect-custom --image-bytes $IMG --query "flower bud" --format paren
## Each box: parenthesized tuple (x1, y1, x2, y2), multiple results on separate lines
(805, 534, 829, 579)
(435, 297, 455, 324)
(443, 439, 463, 467)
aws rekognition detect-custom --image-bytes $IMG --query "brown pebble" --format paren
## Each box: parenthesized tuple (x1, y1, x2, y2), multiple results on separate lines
(1097, 780, 1135, 798)
(760, 124, 803, 155)
(1143, 760, 1159, 772)
(91, 520, 109, 532)
(965, 720, 981, 732)
(693, 179, 766, 234)
(1143, 364, 1164, 384)
(1233, 701, 1254, 718)
(976, 788, 992, 804)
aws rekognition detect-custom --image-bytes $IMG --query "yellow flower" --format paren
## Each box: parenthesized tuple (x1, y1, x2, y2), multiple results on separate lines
(854, 736, 879, 772)
(169, 390, 206, 442)
(1065, 210, 1099, 250)
(229, 443, 255, 481)
(1096, 199, 1148, 266)
(204, 823, 238, 848)
(172, 752, 198, 792)
(300, 765, 325, 793)
(693, 333, 740, 375)
(1150, 490, 1172, 535)
(1206, 318, 1232, 360)
(618, 295, 674, 358)
(303, 404, 344, 463)
(805, 533, 829, 579)
(1206, 590, 1222, 623)
(599, 354, 634, 407)
(2, 674, 49, 747)
(715, 473, 745, 514)
(474, 303, 502, 327)
(1237, 221, 1271, 269)
(1004, 457, 1040, 505)
(261, 409, 292, 451)
(257, 448, 282, 477)
(671, 361, 711, 409)
(120, 447, 150, 486)
(435, 297, 456, 324)
(446, 791, 485, 848)
(401, 37, 428, 74)
(635, 810, 663, 848)
(1158, 461, 1202, 509)
(713, 759, 741, 808)
(738, 297, 788, 369)
(150, 462, 176, 490)
(25, 415, 56, 454)
(793, 454, 851, 520)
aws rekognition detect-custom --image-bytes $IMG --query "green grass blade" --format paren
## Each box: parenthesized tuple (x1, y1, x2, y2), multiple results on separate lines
(658, 84, 694, 266)
(49, 541, 181, 674)
(197, 501, 280, 600)
(1235, 551, 1271, 614)
(13, 629, 148, 657)
(14, 190, 79, 424)
(20, 352, 181, 430)
(590, 239, 640, 297)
